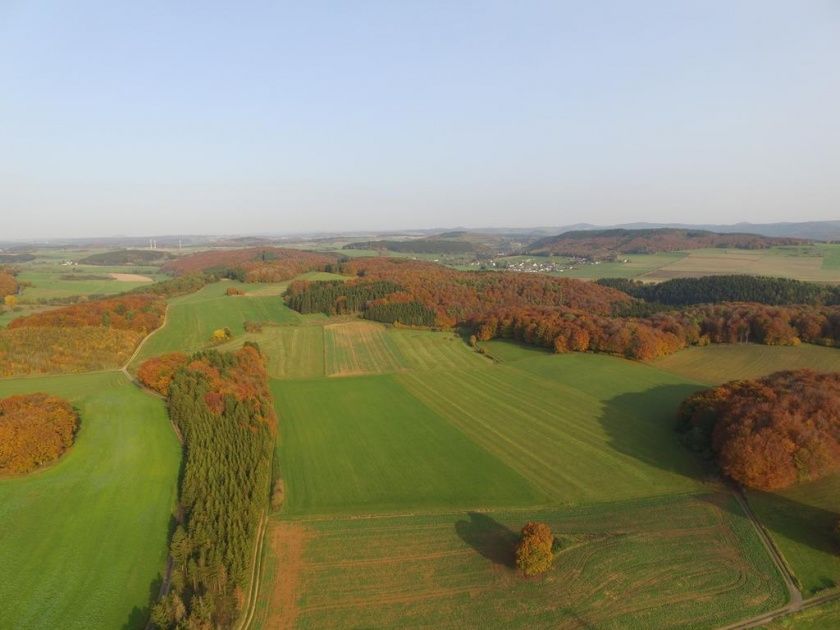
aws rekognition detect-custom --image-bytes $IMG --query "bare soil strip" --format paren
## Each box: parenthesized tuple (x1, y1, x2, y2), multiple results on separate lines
(263, 522, 313, 630)
(109, 273, 154, 282)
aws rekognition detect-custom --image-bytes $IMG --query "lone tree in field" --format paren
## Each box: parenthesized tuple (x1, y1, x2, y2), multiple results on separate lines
(516, 521, 555, 576)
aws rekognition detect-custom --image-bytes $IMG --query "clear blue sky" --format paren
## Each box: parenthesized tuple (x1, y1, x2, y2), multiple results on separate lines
(2, 1, 839, 238)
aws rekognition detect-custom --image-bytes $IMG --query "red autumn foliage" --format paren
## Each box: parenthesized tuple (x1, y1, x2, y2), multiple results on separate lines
(0, 270, 18, 298)
(679, 370, 840, 490)
(8, 294, 165, 333)
(163, 247, 336, 282)
(137, 352, 189, 396)
(0, 393, 79, 474)
(319, 258, 840, 360)
(181, 345, 277, 432)
(337, 257, 632, 326)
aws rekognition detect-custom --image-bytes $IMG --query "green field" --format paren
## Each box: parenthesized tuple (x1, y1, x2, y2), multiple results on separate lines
(0, 371, 180, 629)
(653, 342, 840, 601)
(15, 265, 166, 302)
(400, 347, 707, 503)
(651, 343, 840, 384)
(323, 321, 406, 376)
(749, 477, 840, 597)
(130, 280, 303, 369)
(253, 494, 785, 629)
(768, 598, 840, 628)
(273, 374, 543, 515)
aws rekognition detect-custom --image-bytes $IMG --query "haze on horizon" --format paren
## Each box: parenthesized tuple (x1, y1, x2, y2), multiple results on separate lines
(2, 1, 839, 240)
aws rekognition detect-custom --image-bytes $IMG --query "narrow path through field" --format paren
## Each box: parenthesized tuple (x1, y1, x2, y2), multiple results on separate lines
(717, 486, 813, 630)
(237, 514, 268, 630)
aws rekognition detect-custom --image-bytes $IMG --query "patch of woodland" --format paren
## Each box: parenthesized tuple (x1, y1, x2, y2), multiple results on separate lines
(286, 257, 631, 327)
(150, 345, 276, 629)
(678, 370, 840, 490)
(78, 249, 173, 266)
(8, 294, 165, 333)
(0, 393, 79, 475)
(599, 275, 840, 307)
(0, 294, 165, 377)
(129, 273, 214, 299)
(527, 228, 806, 258)
(162, 247, 337, 282)
(0, 269, 19, 298)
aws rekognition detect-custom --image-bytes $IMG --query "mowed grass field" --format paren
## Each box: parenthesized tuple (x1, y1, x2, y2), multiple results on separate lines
(637, 245, 840, 283)
(0, 371, 180, 629)
(651, 343, 840, 384)
(272, 374, 544, 515)
(252, 494, 785, 629)
(400, 346, 708, 503)
(532, 244, 840, 283)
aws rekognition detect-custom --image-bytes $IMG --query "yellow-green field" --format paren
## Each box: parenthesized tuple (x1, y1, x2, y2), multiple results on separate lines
(650, 343, 840, 384)
(252, 494, 785, 629)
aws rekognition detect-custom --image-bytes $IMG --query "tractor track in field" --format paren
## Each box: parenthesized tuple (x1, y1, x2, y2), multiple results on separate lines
(715, 485, 840, 630)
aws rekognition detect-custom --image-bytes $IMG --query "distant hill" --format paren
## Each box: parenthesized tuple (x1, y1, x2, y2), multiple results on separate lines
(79, 249, 173, 266)
(548, 221, 840, 242)
(343, 230, 534, 255)
(344, 239, 475, 254)
(527, 228, 807, 258)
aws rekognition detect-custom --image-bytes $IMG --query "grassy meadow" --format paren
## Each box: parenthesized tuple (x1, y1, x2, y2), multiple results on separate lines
(0, 371, 180, 629)
(651, 343, 840, 384)
(130, 280, 303, 370)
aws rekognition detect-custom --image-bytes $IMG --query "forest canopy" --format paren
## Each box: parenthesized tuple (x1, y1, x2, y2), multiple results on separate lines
(151, 345, 276, 628)
(598, 275, 840, 307)
(0, 393, 79, 475)
(678, 370, 840, 490)
(527, 228, 806, 258)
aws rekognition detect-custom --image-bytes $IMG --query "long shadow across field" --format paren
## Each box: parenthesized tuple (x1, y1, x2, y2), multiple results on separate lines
(455, 512, 518, 568)
(599, 385, 840, 560)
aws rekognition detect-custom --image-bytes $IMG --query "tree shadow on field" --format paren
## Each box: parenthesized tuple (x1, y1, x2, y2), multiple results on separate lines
(122, 575, 162, 629)
(455, 512, 518, 568)
(600, 385, 840, 565)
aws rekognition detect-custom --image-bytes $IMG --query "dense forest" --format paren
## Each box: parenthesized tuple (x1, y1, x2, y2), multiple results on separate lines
(0, 393, 79, 475)
(343, 239, 474, 254)
(78, 249, 173, 265)
(162, 247, 336, 282)
(149, 346, 276, 629)
(678, 370, 840, 490)
(131, 273, 214, 298)
(285, 259, 629, 328)
(599, 275, 840, 306)
(527, 228, 805, 258)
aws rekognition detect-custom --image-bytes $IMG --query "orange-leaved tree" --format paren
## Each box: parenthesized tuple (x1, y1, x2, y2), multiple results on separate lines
(516, 521, 555, 576)
(137, 352, 189, 396)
